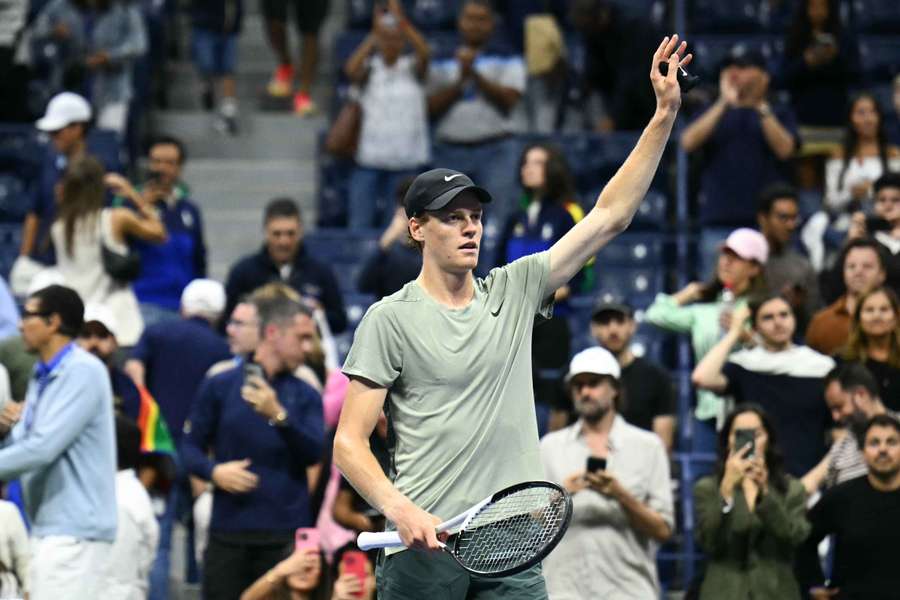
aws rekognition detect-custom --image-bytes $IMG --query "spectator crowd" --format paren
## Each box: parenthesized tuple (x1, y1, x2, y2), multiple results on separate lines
(1, 0, 900, 599)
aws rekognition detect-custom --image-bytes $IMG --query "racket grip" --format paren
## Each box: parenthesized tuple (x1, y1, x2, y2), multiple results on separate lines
(357, 531, 406, 550)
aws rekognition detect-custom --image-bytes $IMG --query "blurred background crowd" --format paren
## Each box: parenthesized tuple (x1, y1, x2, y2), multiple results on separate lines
(0, 0, 900, 598)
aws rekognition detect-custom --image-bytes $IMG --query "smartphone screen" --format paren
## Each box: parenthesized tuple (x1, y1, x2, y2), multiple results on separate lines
(586, 456, 607, 473)
(295, 527, 321, 552)
(340, 550, 369, 598)
(734, 428, 756, 459)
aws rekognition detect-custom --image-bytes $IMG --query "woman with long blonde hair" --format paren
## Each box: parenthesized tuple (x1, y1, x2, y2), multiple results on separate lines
(840, 286, 900, 409)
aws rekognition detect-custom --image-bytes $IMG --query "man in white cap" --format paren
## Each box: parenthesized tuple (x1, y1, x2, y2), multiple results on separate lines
(123, 278, 231, 596)
(540, 346, 674, 600)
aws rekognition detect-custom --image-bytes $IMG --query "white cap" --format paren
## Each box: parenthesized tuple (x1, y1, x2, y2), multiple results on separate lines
(26, 269, 65, 296)
(566, 346, 621, 381)
(83, 303, 119, 339)
(35, 92, 92, 132)
(181, 279, 226, 320)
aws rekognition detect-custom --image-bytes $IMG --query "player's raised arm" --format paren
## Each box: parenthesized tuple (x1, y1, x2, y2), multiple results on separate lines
(546, 35, 692, 294)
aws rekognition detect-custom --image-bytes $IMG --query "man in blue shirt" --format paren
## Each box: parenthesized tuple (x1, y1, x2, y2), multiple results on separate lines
(182, 294, 324, 598)
(0, 284, 117, 600)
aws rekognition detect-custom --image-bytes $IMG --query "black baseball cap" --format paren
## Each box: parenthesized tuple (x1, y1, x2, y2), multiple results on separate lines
(591, 300, 634, 322)
(404, 168, 492, 218)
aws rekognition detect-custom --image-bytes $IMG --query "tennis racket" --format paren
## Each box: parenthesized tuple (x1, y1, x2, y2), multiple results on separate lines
(357, 480, 572, 578)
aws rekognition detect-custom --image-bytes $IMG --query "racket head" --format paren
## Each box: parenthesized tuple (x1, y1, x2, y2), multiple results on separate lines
(447, 480, 572, 578)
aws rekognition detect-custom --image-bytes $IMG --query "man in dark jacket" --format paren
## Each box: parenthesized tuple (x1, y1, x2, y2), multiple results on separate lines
(224, 197, 347, 334)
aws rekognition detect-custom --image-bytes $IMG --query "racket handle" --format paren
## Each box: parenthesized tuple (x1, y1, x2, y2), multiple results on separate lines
(357, 531, 405, 550)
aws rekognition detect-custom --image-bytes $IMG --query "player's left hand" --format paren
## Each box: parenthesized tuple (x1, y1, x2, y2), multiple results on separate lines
(650, 34, 692, 115)
(242, 376, 283, 420)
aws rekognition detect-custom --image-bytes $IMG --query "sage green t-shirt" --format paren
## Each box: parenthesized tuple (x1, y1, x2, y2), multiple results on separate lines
(343, 251, 553, 528)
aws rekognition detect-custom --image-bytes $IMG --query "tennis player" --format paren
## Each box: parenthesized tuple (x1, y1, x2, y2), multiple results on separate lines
(334, 35, 691, 598)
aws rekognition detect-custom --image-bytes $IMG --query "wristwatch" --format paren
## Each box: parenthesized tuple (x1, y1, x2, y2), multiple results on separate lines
(757, 103, 773, 119)
(269, 410, 288, 427)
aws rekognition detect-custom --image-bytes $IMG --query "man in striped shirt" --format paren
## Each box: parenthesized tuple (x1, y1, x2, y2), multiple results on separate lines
(802, 363, 897, 495)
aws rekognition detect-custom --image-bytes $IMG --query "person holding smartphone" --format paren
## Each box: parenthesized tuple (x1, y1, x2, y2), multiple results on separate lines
(539, 347, 673, 600)
(693, 403, 810, 600)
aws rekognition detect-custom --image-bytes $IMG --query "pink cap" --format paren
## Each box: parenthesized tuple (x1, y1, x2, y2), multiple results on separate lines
(722, 228, 769, 264)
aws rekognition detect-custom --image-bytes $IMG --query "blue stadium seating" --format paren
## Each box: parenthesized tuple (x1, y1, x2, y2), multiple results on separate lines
(851, 0, 900, 33)
(594, 266, 665, 309)
(0, 175, 30, 223)
(86, 129, 124, 175)
(595, 232, 666, 268)
(406, 0, 460, 31)
(304, 228, 381, 265)
(0, 224, 22, 280)
(688, 0, 765, 33)
(689, 35, 776, 81)
(0, 124, 45, 182)
(858, 36, 900, 84)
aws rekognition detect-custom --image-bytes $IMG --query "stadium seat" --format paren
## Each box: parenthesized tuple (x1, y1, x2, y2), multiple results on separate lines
(405, 0, 460, 31)
(851, 0, 900, 33)
(0, 175, 30, 223)
(689, 35, 776, 81)
(595, 232, 666, 268)
(593, 266, 664, 309)
(86, 129, 124, 174)
(688, 0, 764, 33)
(304, 228, 380, 265)
(0, 124, 45, 182)
(858, 36, 900, 84)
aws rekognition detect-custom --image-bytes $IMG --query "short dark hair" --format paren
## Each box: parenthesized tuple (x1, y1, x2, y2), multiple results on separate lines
(254, 295, 312, 337)
(462, 0, 494, 13)
(835, 362, 880, 399)
(757, 183, 798, 216)
(29, 285, 84, 338)
(149, 135, 187, 164)
(264, 197, 301, 225)
(115, 415, 142, 471)
(874, 172, 900, 196)
(748, 292, 793, 327)
(840, 237, 888, 273)
(863, 413, 900, 441)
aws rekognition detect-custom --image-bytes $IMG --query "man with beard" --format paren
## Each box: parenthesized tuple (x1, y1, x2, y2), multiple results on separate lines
(803, 414, 900, 600)
(692, 294, 834, 476)
(802, 363, 897, 495)
(590, 300, 676, 452)
(539, 347, 673, 600)
(77, 303, 141, 419)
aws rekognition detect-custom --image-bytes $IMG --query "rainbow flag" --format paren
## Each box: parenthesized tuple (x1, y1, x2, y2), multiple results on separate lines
(136, 385, 176, 454)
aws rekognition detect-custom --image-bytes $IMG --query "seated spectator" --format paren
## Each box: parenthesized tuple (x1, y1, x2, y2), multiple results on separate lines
(693, 294, 834, 476)
(239, 544, 330, 600)
(807, 238, 887, 354)
(693, 404, 810, 600)
(329, 544, 376, 600)
(845, 172, 900, 292)
(646, 228, 768, 451)
(782, 0, 858, 127)
(838, 286, 900, 410)
(540, 347, 673, 600)
(356, 177, 422, 300)
(757, 183, 820, 333)
(116, 136, 208, 327)
(590, 300, 676, 452)
(804, 93, 900, 269)
(427, 0, 526, 228)
(802, 363, 897, 495)
(191, 0, 243, 134)
(181, 295, 324, 598)
(0, 498, 28, 598)
(568, 0, 662, 132)
(344, 0, 430, 230)
(78, 303, 141, 419)
(51, 157, 166, 346)
(31, 0, 147, 133)
(681, 48, 798, 269)
(224, 198, 347, 334)
(102, 415, 159, 600)
(802, 414, 900, 600)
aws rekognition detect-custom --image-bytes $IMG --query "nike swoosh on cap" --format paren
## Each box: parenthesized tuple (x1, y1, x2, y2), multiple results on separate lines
(443, 174, 464, 182)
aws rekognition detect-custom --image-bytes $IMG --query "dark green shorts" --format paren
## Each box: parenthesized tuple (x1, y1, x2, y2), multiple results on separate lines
(376, 549, 548, 600)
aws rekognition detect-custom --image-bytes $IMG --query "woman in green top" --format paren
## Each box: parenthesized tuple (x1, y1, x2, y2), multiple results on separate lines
(645, 227, 768, 452)
(693, 404, 810, 600)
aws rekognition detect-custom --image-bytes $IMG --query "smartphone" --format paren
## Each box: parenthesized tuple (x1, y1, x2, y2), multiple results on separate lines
(734, 428, 756, 459)
(295, 527, 321, 552)
(867, 215, 892, 233)
(145, 169, 164, 184)
(243, 361, 264, 384)
(586, 456, 607, 473)
(340, 550, 369, 598)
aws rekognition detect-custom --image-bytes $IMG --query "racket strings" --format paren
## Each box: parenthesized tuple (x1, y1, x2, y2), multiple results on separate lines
(454, 487, 568, 573)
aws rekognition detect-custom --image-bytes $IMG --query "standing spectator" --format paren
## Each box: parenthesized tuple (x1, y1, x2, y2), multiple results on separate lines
(181, 295, 324, 599)
(78, 303, 141, 420)
(757, 183, 820, 333)
(806, 238, 887, 354)
(782, 0, 858, 127)
(356, 178, 422, 300)
(224, 198, 347, 334)
(646, 228, 768, 451)
(208, 299, 260, 377)
(344, 0, 430, 230)
(839, 286, 900, 409)
(102, 415, 160, 600)
(118, 136, 208, 327)
(693, 404, 809, 600)
(0, 285, 117, 600)
(681, 48, 798, 271)
(540, 347, 673, 600)
(51, 157, 166, 347)
(191, 0, 243, 134)
(0, 498, 28, 599)
(427, 0, 527, 228)
(802, 363, 896, 494)
(845, 172, 900, 292)
(803, 414, 900, 600)
(261, 0, 327, 116)
(124, 278, 231, 599)
(31, 0, 147, 133)
(591, 300, 676, 452)
(692, 295, 834, 476)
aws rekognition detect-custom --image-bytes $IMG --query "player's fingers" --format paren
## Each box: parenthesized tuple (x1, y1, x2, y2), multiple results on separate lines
(652, 36, 669, 63)
(681, 52, 694, 68)
(663, 34, 679, 59)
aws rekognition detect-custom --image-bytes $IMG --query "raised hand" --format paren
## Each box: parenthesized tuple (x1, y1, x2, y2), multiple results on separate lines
(650, 35, 692, 115)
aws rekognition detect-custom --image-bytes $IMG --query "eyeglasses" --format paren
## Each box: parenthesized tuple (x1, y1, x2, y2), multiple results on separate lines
(228, 319, 258, 328)
(21, 310, 51, 320)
